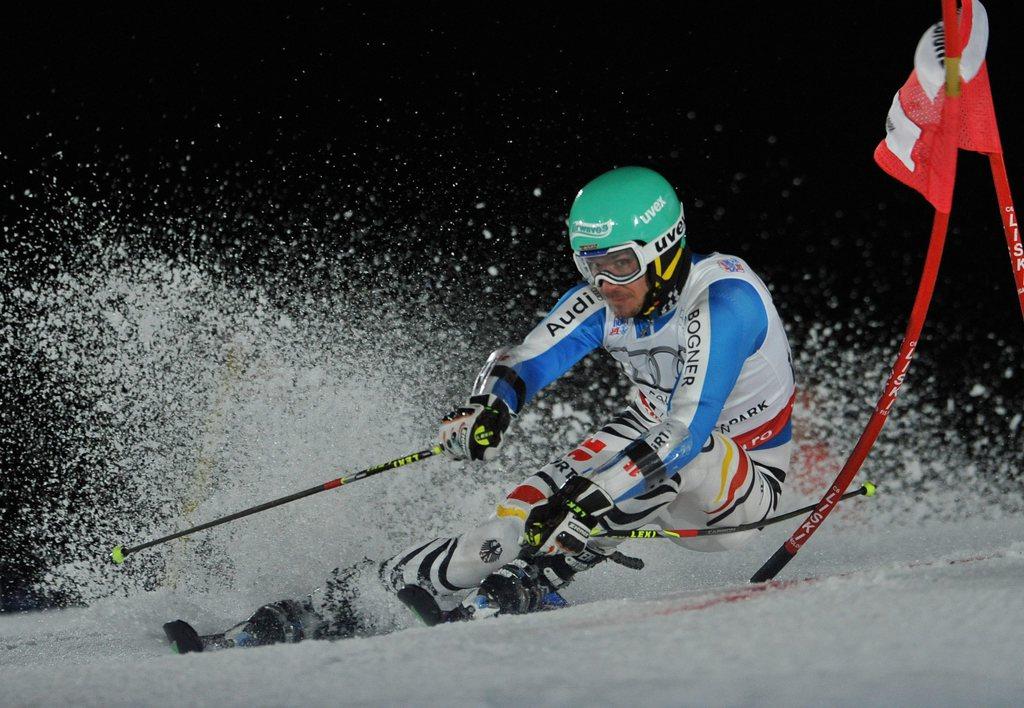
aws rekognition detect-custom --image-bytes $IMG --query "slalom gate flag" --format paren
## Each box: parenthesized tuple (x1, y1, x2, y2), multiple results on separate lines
(874, 0, 1002, 213)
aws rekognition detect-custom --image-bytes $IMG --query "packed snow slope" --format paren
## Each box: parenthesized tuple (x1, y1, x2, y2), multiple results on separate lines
(3, 516, 1023, 707)
(2, 229, 1020, 707)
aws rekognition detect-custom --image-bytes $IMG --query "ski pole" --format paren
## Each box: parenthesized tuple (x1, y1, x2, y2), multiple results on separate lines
(594, 482, 876, 539)
(111, 445, 442, 564)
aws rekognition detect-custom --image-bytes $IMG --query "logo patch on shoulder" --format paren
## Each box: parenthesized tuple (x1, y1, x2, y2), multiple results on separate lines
(718, 257, 745, 273)
(546, 288, 601, 337)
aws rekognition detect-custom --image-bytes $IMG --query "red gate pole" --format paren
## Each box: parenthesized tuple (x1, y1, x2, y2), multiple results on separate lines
(987, 153, 1024, 321)
(750, 213, 949, 582)
(749, 0, 964, 583)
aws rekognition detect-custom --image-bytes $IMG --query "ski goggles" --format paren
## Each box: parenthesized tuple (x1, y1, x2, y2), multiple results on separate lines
(571, 206, 687, 287)
(573, 243, 649, 286)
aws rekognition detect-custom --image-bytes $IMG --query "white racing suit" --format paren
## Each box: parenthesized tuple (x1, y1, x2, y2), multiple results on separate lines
(385, 252, 796, 604)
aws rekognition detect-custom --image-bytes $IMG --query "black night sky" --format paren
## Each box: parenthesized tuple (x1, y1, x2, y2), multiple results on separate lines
(3, 5, 1022, 306)
(2, 4, 1022, 606)
(4, 5, 1024, 269)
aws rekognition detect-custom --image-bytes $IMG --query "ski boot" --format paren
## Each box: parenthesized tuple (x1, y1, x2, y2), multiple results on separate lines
(396, 554, 585, 626)
(472, 556, 573, 616)
(222, 598, 310, 648)
(163, 598, 311, 653)
(467, 547, 643, 619)
(221, 559, 374, 646)
(163, 560, 377, 654)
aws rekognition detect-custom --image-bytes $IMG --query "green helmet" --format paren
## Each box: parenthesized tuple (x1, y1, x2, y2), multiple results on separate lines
(568, 166, 684, 252)
(567, 166, 689, 317)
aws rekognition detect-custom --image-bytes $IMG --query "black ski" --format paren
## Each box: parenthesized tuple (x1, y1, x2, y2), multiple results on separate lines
(162, 620, 204, 654)
(162, 619, 234, 654)
(163, 586, 570, 655)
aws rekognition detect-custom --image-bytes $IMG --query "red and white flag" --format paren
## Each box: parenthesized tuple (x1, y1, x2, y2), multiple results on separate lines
(874, 0, 1002, 213)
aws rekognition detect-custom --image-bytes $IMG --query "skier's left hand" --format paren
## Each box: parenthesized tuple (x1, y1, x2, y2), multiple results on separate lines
(523, 476, 615, 556)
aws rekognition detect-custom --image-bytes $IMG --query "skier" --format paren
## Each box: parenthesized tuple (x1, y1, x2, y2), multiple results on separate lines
(174, 166, 796, 651)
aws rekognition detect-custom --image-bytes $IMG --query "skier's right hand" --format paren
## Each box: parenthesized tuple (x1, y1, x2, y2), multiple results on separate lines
(438, 393, 512, 461)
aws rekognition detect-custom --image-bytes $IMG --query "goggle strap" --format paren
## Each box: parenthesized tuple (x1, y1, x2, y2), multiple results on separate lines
(641, 206, 686, 260)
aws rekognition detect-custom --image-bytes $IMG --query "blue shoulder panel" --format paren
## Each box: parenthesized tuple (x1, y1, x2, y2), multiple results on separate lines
(662, 278, 769, 474)
(492, 283, 605, 410)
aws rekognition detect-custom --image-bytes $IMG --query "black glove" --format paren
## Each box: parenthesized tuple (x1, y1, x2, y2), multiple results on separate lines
(523, 475, 615, 557)
(438, 394, 512, 461)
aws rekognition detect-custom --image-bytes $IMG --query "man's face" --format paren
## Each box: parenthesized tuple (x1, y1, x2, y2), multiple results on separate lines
(599, 277, 649, 318)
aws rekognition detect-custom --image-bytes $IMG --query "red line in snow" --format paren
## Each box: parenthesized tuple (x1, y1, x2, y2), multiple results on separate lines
(652, 577, 809, 615)
(512, 550, 1016, 641)
(652, 550, 1011, 617)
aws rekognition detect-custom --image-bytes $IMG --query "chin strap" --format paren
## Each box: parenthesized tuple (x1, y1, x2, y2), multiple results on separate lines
(640, 244, 691, 318)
